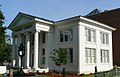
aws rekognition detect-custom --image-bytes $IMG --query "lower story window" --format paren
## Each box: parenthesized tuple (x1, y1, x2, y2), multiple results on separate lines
(67, 48, 73, 63)
(100, 49, 109, 63)
(41, 48, 45, 65)
(41, 57, 45, 65)
(85, 48, 96, 64)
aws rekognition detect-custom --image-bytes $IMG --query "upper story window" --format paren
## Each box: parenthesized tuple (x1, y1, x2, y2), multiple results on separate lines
(85, 28, 96, 43)
(100, 32, 109, 45)
(60, 28, 73, 43)
(42, 32, 46, 43)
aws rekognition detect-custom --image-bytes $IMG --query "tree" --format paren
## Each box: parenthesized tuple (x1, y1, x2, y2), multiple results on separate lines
(0, 8, 6, 48)
(0, 6, 12, 64)
(50, 48, 68, 73)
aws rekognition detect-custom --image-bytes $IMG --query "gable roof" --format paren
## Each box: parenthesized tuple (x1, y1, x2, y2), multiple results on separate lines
(8, 12, 54, 29)
(86, 8, 120, 28)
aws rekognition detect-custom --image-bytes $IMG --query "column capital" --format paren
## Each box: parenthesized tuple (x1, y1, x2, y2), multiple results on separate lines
(32, 29, 40, 33)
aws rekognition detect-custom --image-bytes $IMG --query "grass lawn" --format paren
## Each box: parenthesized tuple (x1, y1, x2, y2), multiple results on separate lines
(0, 74, 3, 77)
(82, 75, 94, 77)
(39, 75, 51, 77)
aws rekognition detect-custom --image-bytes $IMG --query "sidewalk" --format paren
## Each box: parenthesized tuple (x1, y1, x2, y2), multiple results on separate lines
(114, 75, 120, 77)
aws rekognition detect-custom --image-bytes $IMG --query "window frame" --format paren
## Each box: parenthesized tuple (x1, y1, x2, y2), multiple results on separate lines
(85, 48, 96, 64)
(59, 28, 73, 43)
(66, 48, 73, 64)
(100, 32, 109, 45)
(85, 27, 96, 43)
(100, 49, 109, 63)
(42, 32, 46, 43)
(41, 48, 46, 65)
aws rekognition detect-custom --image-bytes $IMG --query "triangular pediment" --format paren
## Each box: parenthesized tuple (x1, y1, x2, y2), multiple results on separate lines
(8, 12, 35, 29)
(15, 16, 32, 26)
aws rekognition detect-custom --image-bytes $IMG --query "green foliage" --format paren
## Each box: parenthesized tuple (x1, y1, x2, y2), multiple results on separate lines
(0, 10, 5, 26)
(0, 44, 12, 62)
(50, 48, 68, 66)
(0, 8, 6, 47)
(0, 7, 12, 63)
(39, 75, 50, 77)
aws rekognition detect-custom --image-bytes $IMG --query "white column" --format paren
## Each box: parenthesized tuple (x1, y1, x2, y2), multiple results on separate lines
(25, 32, 30, 68)
(96, 30, 101, 70)
(12, 35, 16, 67)
(33, 30, 39, 69)
(109, 33, 113, 69)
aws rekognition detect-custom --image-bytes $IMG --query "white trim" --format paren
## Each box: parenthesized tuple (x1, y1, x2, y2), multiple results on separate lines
(80, 16, 116, 31)
(35, 18, 53, 25)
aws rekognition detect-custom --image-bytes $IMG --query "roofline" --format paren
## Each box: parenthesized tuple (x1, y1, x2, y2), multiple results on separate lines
(86, 8, 120, 17)
(80, 16, 116, 31)
(56, 15, 81, 23)
(8, 12, 116, 31)
(19, 12, 54, 23)
(8, 12, 21, 29)
(8, 12, 54, 29)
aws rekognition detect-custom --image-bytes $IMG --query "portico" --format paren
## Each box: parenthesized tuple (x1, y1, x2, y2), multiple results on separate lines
(9, 12, 53, 72)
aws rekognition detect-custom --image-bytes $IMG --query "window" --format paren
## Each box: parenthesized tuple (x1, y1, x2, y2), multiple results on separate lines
(68, 48, 73, 63)
(85, 28, 96, 43)
(31, 34, 34, 45)
(100, 49, 109, 63)
(64, 30, 69, 42)
(41, 49, 45, 65)
(85, 48, 96, 64)
(60, 28, 73, 42)
(60, 31, 64, 42)
(69, 28, 73, 41)
(100, 32, 109, 45)
(42, 32, 45, 43)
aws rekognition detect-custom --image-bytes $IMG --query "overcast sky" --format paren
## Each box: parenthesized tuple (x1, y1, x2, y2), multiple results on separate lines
(1, 0, 120, 35)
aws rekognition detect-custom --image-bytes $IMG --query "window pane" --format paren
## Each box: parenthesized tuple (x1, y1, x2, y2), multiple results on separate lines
(42, 32, 45, 43)
(85, 28, 95, 43)
(65, 34, 68, 42)
(85, 48, 96, 64)
(100, 32, 109, 45)
(100, 49, 109, 63)
(69, 28, 73, 41)
(70, 48, 73, 63)
(60, 31, 63, 42)
(42, 49, 45, 55)
(41, 57, 45, 65)
(88, 29, 91, 41)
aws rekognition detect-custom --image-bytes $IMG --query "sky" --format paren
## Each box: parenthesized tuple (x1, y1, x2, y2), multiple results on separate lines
(1, 0, 120, 35)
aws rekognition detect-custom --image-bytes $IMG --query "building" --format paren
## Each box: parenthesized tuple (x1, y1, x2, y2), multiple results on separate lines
(8, 12, 115, 74)
(86, 8, 120, 66)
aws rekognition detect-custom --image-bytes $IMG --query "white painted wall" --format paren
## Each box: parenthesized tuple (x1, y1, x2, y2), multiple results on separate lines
(10, 14, 114, 74)
(79, 20, 113, 74)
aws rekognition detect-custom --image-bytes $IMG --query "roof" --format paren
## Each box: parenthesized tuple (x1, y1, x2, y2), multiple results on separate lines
(19, 12, 54, 23)
(8, 12, 115, 31)
(8, 12, 54, 29)
(86, 8, 120, 28)
(86, 8, 102, 16)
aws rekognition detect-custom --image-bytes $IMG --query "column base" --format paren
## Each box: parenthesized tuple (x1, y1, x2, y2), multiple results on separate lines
(33, 67, 40, 70)
(25, 66, 31, 69)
